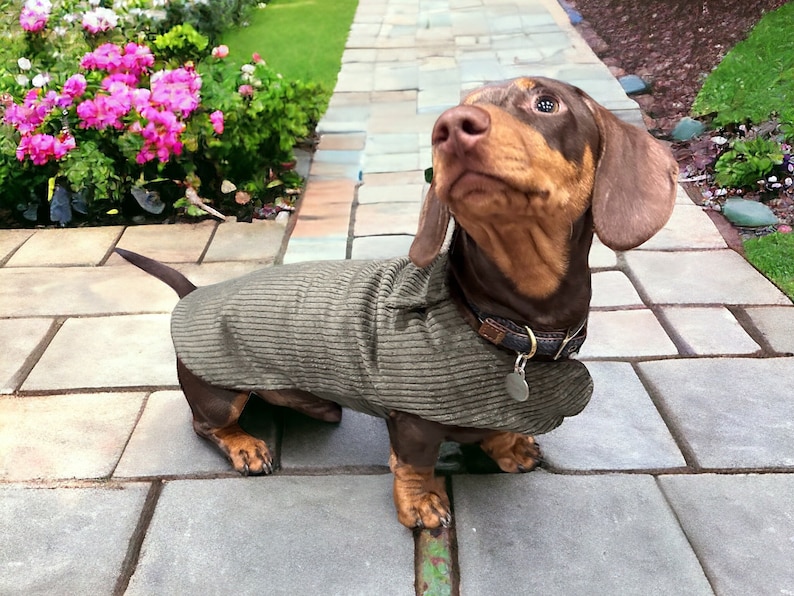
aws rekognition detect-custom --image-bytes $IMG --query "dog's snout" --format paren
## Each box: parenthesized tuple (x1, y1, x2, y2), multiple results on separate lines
(432, 106, 490, 155)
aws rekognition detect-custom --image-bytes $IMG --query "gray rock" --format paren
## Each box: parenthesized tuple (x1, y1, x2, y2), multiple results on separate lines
(619, 74, 651, 95)
(671, 117, 706, 141)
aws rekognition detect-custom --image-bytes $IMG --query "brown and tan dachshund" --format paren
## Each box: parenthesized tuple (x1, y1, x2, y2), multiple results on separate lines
(117, 77, 677, 530)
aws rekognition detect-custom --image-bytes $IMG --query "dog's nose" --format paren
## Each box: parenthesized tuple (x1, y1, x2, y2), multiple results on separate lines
(432, 106, 490, 155)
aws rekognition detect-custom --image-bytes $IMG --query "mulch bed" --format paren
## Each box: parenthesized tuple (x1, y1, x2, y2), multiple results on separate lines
(568, 0, 789, 133)
(568, 0, 793, 241)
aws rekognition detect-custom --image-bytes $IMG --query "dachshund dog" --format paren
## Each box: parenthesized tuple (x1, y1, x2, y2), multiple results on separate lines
(116, 77, 677, 529)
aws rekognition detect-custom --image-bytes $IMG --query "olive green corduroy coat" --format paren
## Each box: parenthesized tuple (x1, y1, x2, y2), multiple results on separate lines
(171, 255, 593, 435)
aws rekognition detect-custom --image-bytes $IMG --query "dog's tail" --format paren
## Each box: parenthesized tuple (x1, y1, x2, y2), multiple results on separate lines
(114, 248, 197, 298)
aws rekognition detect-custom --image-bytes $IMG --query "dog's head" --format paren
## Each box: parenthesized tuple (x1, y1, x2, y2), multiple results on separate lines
(410, 77, 678, 298)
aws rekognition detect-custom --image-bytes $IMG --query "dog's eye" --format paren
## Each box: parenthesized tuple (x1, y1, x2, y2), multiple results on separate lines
(534, 96, 559, 114)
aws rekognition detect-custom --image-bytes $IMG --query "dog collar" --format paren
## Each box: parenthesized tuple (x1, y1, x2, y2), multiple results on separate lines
(468, 302, 588, 361)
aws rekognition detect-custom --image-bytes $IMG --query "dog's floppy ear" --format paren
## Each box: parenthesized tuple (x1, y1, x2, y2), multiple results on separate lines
(409, 183, 451, 268)
(586, 99, 678, 251)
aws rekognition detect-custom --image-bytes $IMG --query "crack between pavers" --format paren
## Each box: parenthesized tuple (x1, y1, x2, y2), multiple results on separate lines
(630, 361, 701, 470)
(113, 479, 163, 596)
(7, 317, 65, 394)
(653, 476, 720, 595)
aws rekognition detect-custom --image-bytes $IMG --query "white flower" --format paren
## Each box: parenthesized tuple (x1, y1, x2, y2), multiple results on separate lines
(32, 73, 50, 87)
(241, 64, 255, 75)
(15, 74, 30, 87)
(17, 57, 32, 71)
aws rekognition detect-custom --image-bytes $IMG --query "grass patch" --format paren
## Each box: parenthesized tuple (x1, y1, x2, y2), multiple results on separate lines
(221, 0, 358, 90)
(744, 232, 794, 299)
(692, 1, 794, 128)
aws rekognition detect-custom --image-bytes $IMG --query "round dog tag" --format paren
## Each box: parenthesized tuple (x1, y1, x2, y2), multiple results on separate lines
(505, 371, 529, 402)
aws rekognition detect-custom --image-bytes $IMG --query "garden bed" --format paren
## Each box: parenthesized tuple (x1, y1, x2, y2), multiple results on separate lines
(0, 0, 333, 229)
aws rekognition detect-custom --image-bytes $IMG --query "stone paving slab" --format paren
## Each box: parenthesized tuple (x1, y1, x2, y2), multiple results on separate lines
(0, 392, 145, 480)
(351, 234, 414, 259)
(743, 306, 794, 354)
(578, 309, 678, 359)
(636, 204, 726, 251)
(4, 226, 123, 267)
(0, 229, 34, 263)
(114, 391, 231, 478)
(638, 357, 794, 468)
(624, 250, 792, 306)
(454, 472, 712, 595)
(354, 201, 421, 236)
(0, 318, 54, 394)
(0, 266, 177, 316)
(659, 473, 794, 595)
(661, 306, 761, 356)
(540, 362, 686, 470)
(589, 238, 617, 268)
(280, 409, 390, 471)
(127, 475, 414, 595)
(591, 270, 643, 308)
(357, 183, 425, 204)
(0, 483, 149, 594)
(202, 219, 286, 263)
(116, 221, 216, 263)
(23, 314, 177, 391)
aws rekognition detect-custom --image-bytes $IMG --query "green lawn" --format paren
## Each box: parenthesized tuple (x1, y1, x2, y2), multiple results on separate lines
(692, 1, 794, 127)
(221, 0, 358, 89)
(744, 232, 794, 299)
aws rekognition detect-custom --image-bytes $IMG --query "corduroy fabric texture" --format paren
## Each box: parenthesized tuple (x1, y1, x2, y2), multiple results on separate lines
(171, 255, 593, 435)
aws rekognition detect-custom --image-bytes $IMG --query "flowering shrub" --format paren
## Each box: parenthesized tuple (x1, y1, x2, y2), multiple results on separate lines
(0, 1, 327, 226)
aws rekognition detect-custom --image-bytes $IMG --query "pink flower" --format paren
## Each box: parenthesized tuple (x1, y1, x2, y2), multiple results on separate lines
(19, 0, 51, 32)
(81, 44, 123, 72)
(3, 88, 55, 135)
(15, 131, 75, 165)
(209, 110, 224, 134)
(252, 52, 264, 63)
(149, 68, 201, 117)
(61, 74, 87, 100)
(120, 43, 154, 76)
(211, 45, 229, 59)
(238, 84, 254, 97)
(778, 224, 792, 234)
(82, 7, 118, 34)
(77, 88, 132, 130)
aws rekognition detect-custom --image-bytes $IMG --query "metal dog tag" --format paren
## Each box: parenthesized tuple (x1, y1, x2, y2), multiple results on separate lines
(505, 353, 530, 402)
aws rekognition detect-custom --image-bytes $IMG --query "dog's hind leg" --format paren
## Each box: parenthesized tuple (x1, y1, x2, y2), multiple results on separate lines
(479, 431, 542, 473)
(177, 359, 274, 475)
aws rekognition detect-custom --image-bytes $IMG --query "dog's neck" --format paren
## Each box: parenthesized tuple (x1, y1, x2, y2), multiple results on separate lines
(448, 211, 594, 332)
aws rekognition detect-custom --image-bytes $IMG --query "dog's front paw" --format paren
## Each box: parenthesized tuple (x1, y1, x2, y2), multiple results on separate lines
(197, 423, 275, 475)
(480, 432, 541, 474)
(395, 488, 451, 529)
(390, 457, 451, 529)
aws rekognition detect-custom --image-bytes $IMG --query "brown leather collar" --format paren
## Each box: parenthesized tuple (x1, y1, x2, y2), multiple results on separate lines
(472, 304, 588, 360)
(449, 281, 587, 360)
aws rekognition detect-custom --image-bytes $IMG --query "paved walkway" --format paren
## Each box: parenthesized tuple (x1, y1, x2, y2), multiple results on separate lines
(2, 0, 794, 594)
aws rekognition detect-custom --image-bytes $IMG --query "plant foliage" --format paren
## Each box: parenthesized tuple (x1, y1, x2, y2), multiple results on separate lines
(692, 2, 794, 128)
(714, 136, 785, 188)
(0, 0, 328, 227)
